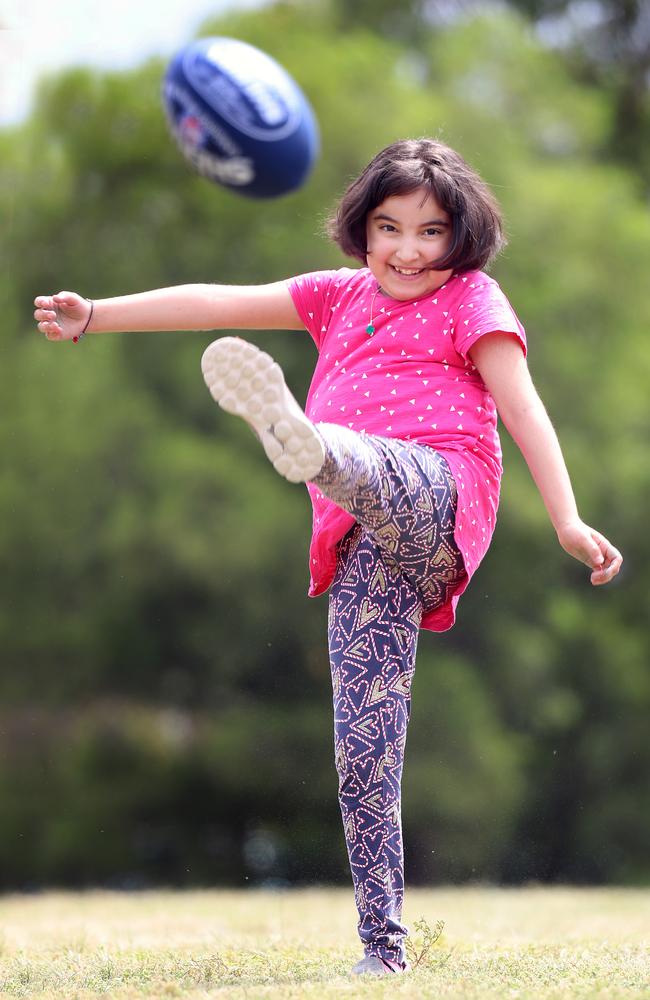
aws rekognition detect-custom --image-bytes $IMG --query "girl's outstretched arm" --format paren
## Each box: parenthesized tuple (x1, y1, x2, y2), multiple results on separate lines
(469, 333, 623, 586)
(34, 282, 304, 341)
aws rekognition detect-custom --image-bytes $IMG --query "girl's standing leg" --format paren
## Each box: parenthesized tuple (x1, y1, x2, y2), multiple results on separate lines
(314, 427, 465, 969)
(328, 526, 421, 967)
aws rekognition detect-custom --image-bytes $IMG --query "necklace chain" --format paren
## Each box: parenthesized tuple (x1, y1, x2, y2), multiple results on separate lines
(366, 284, 381, 336)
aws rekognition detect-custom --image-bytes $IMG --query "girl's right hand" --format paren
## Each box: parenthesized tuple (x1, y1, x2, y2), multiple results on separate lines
(34, 291, 92, 341)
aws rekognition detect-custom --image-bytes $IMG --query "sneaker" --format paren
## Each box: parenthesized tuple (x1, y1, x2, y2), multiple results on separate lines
(200, 337, 325, 483)
(351, 954, 407, 976)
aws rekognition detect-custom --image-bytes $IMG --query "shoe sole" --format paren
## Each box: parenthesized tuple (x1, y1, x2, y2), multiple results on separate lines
(200, 337, 325, 484)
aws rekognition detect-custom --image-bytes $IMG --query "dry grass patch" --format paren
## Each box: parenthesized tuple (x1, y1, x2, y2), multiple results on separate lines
(0, 887, 648, 998)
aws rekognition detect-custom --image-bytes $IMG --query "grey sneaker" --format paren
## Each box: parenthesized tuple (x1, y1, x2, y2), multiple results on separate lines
(351, 955, 406, 976)
(201, 337, 325, 483)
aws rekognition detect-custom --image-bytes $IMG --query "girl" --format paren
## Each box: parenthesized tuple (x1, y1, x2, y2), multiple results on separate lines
(34, 139, 622, 977)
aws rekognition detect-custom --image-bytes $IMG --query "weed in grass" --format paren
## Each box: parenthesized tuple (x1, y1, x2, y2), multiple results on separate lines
(405, 915, 454, 971)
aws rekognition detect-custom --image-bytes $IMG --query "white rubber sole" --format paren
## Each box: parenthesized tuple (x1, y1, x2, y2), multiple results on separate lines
(200, 337, 325, 483)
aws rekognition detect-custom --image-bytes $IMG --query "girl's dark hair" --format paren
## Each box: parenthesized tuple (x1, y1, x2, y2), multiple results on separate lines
(327, 138, 506, 272)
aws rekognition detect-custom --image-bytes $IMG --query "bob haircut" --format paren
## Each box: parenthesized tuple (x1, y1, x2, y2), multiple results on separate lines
(327, 138, 506, 273)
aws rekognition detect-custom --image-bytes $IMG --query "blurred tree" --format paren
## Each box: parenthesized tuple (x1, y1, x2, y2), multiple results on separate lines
(328, 0, 430, 44)
(331, 0, 650, 185)
(517, 0, 650, 187)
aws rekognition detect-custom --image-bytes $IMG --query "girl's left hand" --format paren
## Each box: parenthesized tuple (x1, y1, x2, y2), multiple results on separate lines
(556, 520, 623, 585)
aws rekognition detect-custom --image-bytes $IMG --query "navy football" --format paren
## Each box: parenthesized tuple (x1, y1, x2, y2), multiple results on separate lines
(162, 37, 319, 198)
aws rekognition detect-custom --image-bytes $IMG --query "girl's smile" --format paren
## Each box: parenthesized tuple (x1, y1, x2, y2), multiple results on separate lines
(365, 188, 454, 300)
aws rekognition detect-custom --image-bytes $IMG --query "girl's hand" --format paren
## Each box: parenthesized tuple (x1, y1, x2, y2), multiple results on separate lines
(34, 291, 92, 341)
(556, 519, 623, 586)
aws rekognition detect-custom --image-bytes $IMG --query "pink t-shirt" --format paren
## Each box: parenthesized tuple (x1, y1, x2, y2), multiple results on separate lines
(288, 266, 527, 631)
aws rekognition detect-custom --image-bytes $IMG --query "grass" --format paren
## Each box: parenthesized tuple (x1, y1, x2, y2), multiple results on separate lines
(0, 886, 648, 998)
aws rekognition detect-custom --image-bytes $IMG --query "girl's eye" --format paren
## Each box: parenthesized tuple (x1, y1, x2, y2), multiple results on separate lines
(423, 227, 443, 236)
(379, 224, 397, 232)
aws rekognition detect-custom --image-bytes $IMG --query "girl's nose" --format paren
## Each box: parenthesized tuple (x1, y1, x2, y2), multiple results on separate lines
(395, 239, 421, 263)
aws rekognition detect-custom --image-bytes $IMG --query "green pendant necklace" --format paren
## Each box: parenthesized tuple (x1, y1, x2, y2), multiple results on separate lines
(366, 284, 382, 336)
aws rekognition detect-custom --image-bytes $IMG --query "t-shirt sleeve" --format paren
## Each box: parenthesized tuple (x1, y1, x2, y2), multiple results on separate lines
(453, 279, 527, 362)
(287, 270, 341, 350)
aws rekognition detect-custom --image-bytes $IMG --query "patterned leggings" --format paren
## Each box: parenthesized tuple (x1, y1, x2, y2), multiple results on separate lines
(313, 424, 466, 965)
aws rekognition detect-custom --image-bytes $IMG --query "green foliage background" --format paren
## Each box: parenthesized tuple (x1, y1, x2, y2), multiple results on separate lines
(2, 1, 648, 889)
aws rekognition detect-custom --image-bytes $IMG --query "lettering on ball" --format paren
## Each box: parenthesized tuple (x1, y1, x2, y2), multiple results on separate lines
(186, 148, 255, 185)
(208, 41, 291, 127)
(243, 79, 286, 127)
(188, 40, 302, 142)
(164, 81, 243, 156)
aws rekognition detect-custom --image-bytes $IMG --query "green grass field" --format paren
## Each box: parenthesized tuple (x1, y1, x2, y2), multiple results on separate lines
(0, 887, 648, 998)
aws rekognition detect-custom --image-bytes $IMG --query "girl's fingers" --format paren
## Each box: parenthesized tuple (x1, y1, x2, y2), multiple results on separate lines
(34, 297, 66, 338)
(609, 551, 623, 574)
(590, 532, 622, 566)
(37, 320, 61, 337)
(588, 544, 605, 568)
(590, 548, 622, 585)
(53, 291, 77, 306)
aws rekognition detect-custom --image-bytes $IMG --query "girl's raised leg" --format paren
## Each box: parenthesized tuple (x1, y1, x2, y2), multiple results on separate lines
(312, 424, 463, 607)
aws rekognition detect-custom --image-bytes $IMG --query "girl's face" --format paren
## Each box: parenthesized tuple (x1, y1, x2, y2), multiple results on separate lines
(365, 188, 453, 300)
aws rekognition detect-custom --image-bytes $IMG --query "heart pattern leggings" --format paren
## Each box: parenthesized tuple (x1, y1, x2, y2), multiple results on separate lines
(312, 424, 466, 965)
